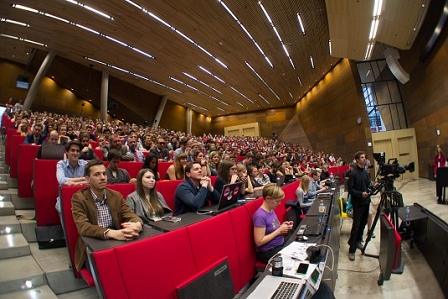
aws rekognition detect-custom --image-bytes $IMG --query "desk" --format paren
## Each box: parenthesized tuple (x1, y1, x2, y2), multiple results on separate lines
(83, 226, 163, 299)
(397, 206, 428, 248)
(148, 212, 211, 232)
(242, 191, 339, 298)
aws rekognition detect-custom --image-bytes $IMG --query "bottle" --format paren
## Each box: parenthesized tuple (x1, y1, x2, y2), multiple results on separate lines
(405, 205, 410, 222)
(272, 256, 283, 276)
(318, 200, 326, 223)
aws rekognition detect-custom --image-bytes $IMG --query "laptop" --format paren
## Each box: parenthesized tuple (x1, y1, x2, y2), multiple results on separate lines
(198, 181, 244, 215)
(247, 275, 314, 299)
(40, 144, 65, 160)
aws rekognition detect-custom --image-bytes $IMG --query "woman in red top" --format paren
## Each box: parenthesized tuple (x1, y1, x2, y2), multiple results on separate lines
(434, 145, 446, 203)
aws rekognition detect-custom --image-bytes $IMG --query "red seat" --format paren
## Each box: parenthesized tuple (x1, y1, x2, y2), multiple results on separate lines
(93, 248, 127, 298)
(115, 228, 198, 299)
(187, 212, 240, 294)
(107, 183, 136, 198)
(158, 162, 173, 181)
(5, 128, 18, 165)
(9, 134, 26, 178)
(156, 180, 184, 211)
(17, 144, 40, 197)
(124, 161, 143, 178)
(228, 206, 258, 291)
(245, 198, 263, 217)
(33, 159, 60, 226)
(94, 148, 103, 161)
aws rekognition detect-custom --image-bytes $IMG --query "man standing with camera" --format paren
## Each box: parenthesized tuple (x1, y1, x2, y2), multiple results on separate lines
(347, 151, 372, 261)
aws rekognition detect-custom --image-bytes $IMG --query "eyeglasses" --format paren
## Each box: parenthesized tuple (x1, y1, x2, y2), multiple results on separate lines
(230, 167, 237, 170)
(159, 142, 166, 145)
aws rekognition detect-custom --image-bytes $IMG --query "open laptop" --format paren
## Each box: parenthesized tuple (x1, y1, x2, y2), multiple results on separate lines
(40, 144, 65, 160)
(198, 181, 244, 216)
(247, 275, 314, 299)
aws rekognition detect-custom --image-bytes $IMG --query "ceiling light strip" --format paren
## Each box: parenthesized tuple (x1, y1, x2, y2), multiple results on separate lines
(84, 56, 181, 93)
(186, 102, 208, 111)
(230, 86, 255, 104)
(1, 33, 47, 47)
(218, 0, 273, 68)
(257, 93, 270, 105)
(0, 18, 30, 27)
(296, 13, 306, 35)
(245, 61, 280, 101)
(183, 72, 222, 94)
(259, 2, 295, 69)
(364, 0, 383, 60)
(12, 4, 155, 59)
(169, 76, 229, 106)
(65, 0, 114, 20)
(198, 65, 226, 84)
(125, 0, 227, 69)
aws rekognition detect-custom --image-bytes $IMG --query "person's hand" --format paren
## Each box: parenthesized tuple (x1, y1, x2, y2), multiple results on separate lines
(200, 159, 207, 166)
(362, 191, 369, 198)
(200, 177, 210, 188)
(82, 146, 89, 153)
(122, 222, 142, 232)
(108, 228, 139, 241)
(277, 222, 293, 235)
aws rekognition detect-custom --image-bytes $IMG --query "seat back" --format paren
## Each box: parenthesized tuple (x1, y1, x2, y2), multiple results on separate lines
(17, 144, 40, 197)
(158, 162, 173, 181)
(33, 159, 60, 226)
(156, 179, 184, 211)
(10, 134, 26, 178)
(276, 180, 300, 222)
(187, 212, 240, 294)
(94, 148, 103, 161)
(123, 161, 143, 178)
(107, 183, 136, 199)
(115, 228, 198, 299)
(5, 128, 18, 165)
(92, 248, 127, 298)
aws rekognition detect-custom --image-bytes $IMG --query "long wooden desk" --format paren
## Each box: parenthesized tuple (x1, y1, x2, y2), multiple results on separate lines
(148, 212, 212, 232)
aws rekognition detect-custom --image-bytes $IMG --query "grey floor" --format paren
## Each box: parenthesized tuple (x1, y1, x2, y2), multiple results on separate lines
(57, 178, 447, 299)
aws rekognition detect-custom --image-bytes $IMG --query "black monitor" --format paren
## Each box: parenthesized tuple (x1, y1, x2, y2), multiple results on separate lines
(16, 75, 29, 90)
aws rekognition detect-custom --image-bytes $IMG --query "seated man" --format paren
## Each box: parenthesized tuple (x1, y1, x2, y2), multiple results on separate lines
(308, 169, 329, 201)
(173, 162, 220, 215)
(106, 149, 131, 184)
(102, 134, 134, 161)
(71, 159, 143, 272)
(127, 135, 145, 162)
(24, 123, 46, 145)
(79, 133, 99, 160)
(150, 137, 171, 161)
(55, 141, 89, 214)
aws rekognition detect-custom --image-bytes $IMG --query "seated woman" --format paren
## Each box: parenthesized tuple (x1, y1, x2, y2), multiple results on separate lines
(253, 183, 293, 264)
(214, 160, 243, 195)
(142, 154, 160, 181)
(247, 165, 266, 192)
(208, 151, 221, 176)
(255, 164, 271, 186)
(194, 151, 211, 177)
(295, 175, 313, 213)
(166, 153, 187, 180)
(236, 164, 254, 194)
(17, 119, 30, 136)
(126, 169, 172, 224)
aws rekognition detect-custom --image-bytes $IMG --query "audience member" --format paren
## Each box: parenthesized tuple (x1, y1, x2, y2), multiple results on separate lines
(213, 160, 239, 195)
(106, 149, 131, 184)
(236, 163, 254, 194)
(36, 130, 60, 159)
(295, 175, 313, 213)
(17, 119, 30, 136)
(103, 134, 133, 161)
(166, 153, 187, 180)
(72, 159, 143, 272)
(208, 151, 221, 175)
(79, 133, 99, 160)
(142, 154, 160, 181)
(253, 183, 293, 263)
(55, 141, 88, 214)
(173, 137, 189, 159)
(126, 169, 172, 224)
(308, 169, 328, 201)
(23, 123, 46, 145)
(174, 162, 220, 215)
(150, 137, 171, 161)
(127, 135, 145, 162)
(193, 150, 212, 176)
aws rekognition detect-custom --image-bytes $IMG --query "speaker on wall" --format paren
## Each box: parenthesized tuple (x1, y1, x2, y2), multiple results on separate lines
(384, 48, 410, 84)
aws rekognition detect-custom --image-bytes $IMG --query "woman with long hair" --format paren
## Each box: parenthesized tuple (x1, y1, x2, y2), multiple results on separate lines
(295, 175, 312, 213)
(213, 160, 239, 195)
(194, 150, 211, 176)
(236, 163, 254, 193)
(208, 151, 221, 176)
(126, 169, 172, 223)
(142, 154, 160, 181)
(434, 144, 446, 203)
(166, 153, 188, 180)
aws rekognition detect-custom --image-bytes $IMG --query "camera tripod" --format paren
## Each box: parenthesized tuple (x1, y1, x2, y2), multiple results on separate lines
(361, 178, 404, 257)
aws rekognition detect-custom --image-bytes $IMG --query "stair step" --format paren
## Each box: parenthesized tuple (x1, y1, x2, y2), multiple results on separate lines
(0, 233, 31, 259)
(8, 177, 17, 189)
(0, 201, 15, 216)
(0, 285, 58, 299)
(0, 215, 22, 234)
(0, 189, 12, 201)
(0, 255, 46, 295)
(0, 173, 8, 182)
(12, 196, 35, 210)
(19, 218, 37, 243)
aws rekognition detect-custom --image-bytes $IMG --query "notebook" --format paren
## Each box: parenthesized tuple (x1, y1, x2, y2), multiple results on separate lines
(198, 181, 244, 215)
(40, 144, 65, 160)
(247, 275, 314, 299)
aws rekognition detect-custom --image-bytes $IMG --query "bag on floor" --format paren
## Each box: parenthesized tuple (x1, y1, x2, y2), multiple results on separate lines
(35, 225, 66, 249)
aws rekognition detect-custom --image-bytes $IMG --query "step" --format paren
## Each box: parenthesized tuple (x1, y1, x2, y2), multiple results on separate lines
(8, 177, 17, 189)
(12, 196, 35, 210)
(19, 218, 37, 243)
(0, 233, 31, 259)
(0, 255, 46, 295)
(30, 243, 90, 294)
(0, 215, 22, 234)
(0, 166, 6, 174)
(0, 181, 8, 190)
(0, 173, 9, 182)
(0, 285, 58, 299)
(0, 201, 15, 216)
(0, 190, 12, 201)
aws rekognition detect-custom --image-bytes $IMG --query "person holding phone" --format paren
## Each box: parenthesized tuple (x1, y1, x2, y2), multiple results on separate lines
(253, 183, 293, 264)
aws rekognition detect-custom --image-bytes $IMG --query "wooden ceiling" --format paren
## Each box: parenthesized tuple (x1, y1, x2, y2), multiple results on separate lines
(0, 0, 429, 118)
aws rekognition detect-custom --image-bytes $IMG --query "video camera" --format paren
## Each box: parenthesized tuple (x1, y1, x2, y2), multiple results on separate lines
(373, 152, 415, 179)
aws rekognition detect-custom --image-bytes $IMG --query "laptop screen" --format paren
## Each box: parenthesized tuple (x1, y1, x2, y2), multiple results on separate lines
(41, 144, 65, 160)
(217, 181, 244, 210)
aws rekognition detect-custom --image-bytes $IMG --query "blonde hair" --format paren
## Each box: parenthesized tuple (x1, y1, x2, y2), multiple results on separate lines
(299, 175, 310, 193)
(262, 183, 285, 200)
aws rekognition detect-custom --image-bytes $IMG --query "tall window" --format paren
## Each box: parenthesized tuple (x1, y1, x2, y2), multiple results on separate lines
(356, 60, 407, 132)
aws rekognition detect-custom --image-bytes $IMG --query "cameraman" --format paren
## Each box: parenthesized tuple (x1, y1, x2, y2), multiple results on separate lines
(347, 151, 372, 261)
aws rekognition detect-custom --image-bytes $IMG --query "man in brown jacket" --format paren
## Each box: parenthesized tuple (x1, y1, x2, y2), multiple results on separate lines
(72, 159, 143, 271)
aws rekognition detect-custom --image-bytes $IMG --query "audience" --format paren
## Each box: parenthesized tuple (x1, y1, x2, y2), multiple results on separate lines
(126, 169, 172, 223)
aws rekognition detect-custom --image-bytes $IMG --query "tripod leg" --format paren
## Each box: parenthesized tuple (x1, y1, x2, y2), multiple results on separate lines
(362, 192, 385, 254)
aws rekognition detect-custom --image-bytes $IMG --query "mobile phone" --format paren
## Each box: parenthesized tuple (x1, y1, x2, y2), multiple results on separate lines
(296, 263, 309, 275)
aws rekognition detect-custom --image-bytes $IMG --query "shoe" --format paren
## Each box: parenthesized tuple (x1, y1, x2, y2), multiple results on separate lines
(349, 253, 355, 261)
(371, 233, 376, 238)
(356, 242, 364, 250)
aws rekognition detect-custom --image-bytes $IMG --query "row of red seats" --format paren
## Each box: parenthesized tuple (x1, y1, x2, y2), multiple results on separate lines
(59, 178, 299, 295)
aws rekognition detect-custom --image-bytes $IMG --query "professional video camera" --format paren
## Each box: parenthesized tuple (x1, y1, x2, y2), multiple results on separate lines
(373, 152, 415, 179)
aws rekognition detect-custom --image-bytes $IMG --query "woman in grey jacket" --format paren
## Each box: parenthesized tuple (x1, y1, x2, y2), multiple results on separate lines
(126, 168, 172, 223)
